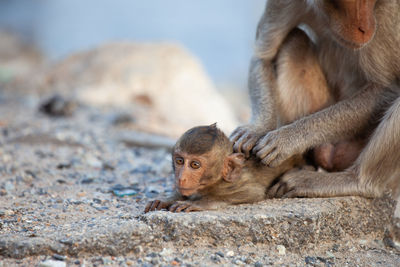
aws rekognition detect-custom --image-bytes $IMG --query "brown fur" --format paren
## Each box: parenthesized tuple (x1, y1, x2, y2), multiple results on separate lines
(145, 124, 303, 212)
(230, 0, 400, 198)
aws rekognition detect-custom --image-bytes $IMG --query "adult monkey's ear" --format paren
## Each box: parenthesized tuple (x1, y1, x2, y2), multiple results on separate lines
(222, 153, 245, 182)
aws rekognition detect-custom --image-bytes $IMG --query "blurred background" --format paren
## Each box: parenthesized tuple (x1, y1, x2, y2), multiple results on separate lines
(0, 0, 265, 89)
(0, 0, 267, 137)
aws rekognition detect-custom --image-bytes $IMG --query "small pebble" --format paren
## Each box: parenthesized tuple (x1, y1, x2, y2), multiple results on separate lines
(95, 206, 109, 211)
(277, 245, 286, 255)
(102, 257, 112, 265)
(81, 178, 94, 184)
(92, 198, 102, 204)
(331, 244, 340, 252)
(147, 252, 158, 258)
(52, 254, 66, 261)
(326, 251, 335, 258)
(102, 162, 115, 170)
(39, 95, 76, 117)
(85, 154, 102, 168)
(59, 239, 73, 246)
(57, 163, 71, 169)
(305, 256, 317, 265)
(210, 255, 220, 263)
(216, 251, 224, 258)
(113, 188, 138, 197)
(25, 170, 37, 179)
(134, 246, 143, 253)
(159, 248, 173, 257)
(227, 251, 235, 257)
(163, 235, 172, 241)
(39, 259, 66, 267)
(233, 259, 245, 266)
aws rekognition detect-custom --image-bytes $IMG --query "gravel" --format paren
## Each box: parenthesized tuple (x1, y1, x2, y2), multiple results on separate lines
(0, 94, 399, 266)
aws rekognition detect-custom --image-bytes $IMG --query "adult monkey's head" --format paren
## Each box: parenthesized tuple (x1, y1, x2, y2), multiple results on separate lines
(317, 0, 377, 49)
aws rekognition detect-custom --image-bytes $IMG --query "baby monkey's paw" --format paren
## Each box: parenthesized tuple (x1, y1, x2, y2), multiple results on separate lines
(144, 200, 171, 213)
(168, 201, 204, 212)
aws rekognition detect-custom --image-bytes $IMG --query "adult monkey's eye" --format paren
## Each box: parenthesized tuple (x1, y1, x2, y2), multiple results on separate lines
(190, 161, 201, 169)
(175, 157, 184, 165)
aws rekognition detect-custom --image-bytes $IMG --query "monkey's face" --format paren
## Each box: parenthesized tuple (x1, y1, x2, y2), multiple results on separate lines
(322, 0, 377, 49)
(172, 150, 222, 197)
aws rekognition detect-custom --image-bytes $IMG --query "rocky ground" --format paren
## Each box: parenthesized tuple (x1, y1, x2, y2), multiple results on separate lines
(0, 92, 399, 267)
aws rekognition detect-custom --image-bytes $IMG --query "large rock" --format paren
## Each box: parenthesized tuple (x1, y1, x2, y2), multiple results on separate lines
(39, 43, 239, 137)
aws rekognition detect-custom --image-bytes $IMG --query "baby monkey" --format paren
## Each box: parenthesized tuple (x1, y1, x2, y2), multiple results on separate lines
(145, 123, 303, 213)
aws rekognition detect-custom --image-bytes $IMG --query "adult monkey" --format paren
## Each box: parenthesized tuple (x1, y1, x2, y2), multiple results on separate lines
(230, 0, 400, 198)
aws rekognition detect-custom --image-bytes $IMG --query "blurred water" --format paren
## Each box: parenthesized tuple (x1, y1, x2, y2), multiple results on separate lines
(0, 0, 265, 87)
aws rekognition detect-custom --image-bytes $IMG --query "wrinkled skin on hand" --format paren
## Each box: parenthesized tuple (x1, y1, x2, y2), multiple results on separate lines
(230, 124, 269, 158)
(253, 125, 305, 167)
(266, 171, 311, 198)
(265, 167, 313, 198)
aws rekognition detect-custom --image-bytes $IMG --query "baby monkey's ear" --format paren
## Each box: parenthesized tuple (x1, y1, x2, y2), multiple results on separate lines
(222, 153, 245, 182)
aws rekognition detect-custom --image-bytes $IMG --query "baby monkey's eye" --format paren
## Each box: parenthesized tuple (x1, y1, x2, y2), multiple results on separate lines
(190, 161, 201, 169)
(175, 157, 184, 165)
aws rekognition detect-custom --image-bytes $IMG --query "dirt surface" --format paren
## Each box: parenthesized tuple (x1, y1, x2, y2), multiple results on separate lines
(1, 94, 400, 266)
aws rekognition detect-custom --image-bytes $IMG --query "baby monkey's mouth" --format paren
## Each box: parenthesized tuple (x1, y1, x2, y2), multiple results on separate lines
(178, 187, 198, 196)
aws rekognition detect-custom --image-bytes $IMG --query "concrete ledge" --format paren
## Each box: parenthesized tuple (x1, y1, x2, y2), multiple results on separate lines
(142, 197, 393, 250)
(0, 219, 154, 258)
(0, 197, 394, 258)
